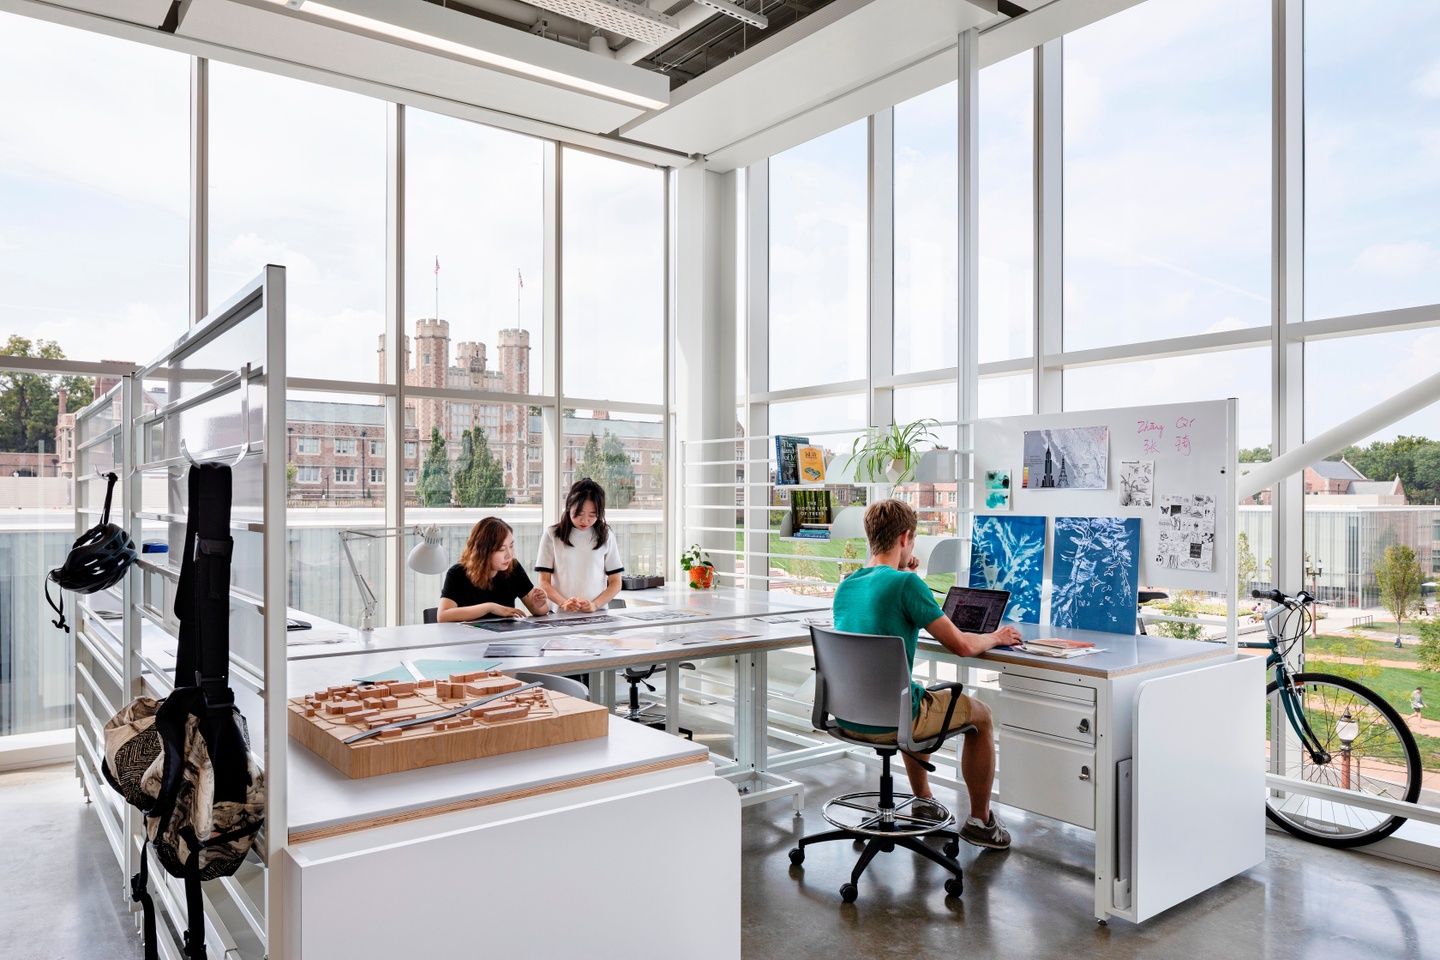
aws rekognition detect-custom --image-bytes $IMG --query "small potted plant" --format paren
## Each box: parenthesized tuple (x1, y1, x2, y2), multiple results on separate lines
(851, 418, 940, 485)
(680, 544, 715, 589)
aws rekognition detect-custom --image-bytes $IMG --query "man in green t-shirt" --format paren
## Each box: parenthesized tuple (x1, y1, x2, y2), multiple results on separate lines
(832, 499, 1021, 849)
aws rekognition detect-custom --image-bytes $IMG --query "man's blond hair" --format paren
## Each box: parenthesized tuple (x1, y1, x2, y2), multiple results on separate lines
(864, 499, 918, 554)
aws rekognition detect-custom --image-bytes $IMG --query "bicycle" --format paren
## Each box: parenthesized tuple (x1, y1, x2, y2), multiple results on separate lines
(1255, 588, 1422, 847)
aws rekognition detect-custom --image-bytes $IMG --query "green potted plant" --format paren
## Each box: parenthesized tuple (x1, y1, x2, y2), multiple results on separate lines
(680, 544, 715, 589)
(851, 418, 940, 485)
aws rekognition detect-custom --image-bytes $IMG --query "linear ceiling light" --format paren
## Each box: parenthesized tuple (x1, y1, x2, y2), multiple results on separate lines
(524, 0, 680, 45)
(691, 0, 768, 30)
(271, 0, 669, 109)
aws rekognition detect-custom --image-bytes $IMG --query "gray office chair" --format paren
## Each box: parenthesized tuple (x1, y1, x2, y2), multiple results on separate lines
(512, 671, 590, 700)
(788, 626, 971, 903)
(423, 607, 438, 625)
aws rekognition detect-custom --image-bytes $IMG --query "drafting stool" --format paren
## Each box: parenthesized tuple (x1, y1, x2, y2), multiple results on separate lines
(788, 626, 970, 903)
(609, 599, 696, 740)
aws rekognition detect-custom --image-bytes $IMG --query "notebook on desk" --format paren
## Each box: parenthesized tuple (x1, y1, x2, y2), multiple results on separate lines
(941, 587, 1011, 634)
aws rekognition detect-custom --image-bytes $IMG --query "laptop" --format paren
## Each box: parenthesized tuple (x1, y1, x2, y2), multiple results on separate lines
(941, 587, 1011, 634)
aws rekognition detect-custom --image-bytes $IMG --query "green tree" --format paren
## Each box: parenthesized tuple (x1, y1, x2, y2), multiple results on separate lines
(286, 461, 298, 494)
(1375, 544, 1424, 641)
(600, 431, 636, 508)
(452, 429, 478, 507)
(1417, 619, 1440, 672)
(465, 428, 507, 508)
(1237, 446, 1271, 463)
(1155, 591, 1205, 640)
(416, 427, 452, 507)
(0, 336, 95, 453)
(1336, 436, 1440, 503)
(1308, 629, 1381, 684)
(1236, 531, 1258, 600)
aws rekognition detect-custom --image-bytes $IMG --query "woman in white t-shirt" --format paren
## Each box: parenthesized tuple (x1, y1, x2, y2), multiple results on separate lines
(536, 478, 624, 613)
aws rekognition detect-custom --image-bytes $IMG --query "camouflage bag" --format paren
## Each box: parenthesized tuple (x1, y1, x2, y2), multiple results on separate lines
(99, 464, 263, 960)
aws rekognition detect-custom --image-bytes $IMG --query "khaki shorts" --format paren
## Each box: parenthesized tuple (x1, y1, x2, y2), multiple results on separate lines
(841, 687, 973, 746)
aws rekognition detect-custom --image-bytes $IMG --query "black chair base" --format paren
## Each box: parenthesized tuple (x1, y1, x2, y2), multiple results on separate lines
(788, 749, 963, 902)
(621, 665, 694, 741)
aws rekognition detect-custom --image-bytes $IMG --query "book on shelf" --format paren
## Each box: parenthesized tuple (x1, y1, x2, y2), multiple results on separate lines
(797, 445, 827, 483)
(789, 488, 834, 533)
(774, 435, 808, 486)
(791, 528, 832, 540)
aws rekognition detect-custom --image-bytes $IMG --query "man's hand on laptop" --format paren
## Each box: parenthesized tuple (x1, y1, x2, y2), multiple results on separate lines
(988, 625, 1022, 649)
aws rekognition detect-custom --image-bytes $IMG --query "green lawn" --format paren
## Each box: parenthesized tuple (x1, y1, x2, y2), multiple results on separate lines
(1308, 633, 1423, 664)
(1360, 620, 1428, 636)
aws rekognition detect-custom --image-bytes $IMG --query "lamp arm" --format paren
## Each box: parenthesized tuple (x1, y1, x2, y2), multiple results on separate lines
(339, 531, 382, 631)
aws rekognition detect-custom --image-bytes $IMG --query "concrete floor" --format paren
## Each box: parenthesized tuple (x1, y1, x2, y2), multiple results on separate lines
(7, 757, 1440, 960)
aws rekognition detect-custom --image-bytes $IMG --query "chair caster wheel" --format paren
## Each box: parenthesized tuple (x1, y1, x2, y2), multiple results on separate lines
(945, 877, 964, 898)
(943, 840, 959, 858)
(840, 883, 858, 903)
(881, 841, 895, 853)
(789, 847, 805, 866)
(853, 839, 865, 850)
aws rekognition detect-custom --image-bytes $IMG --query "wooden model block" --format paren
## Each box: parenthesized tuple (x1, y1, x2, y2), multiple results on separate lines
(382, 697, 399, 709)
(390, 682, 416, 696)
(362, 697, 382, 709)
(437, 681, 453, 699)
(465, 676, 521, 698)
(417, 679, 435, 689)
(288, 683, 607, 778)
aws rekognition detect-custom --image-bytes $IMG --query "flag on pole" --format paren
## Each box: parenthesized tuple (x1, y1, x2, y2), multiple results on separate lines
(517, 269, 524, 289)
(435, 256, 440, 275)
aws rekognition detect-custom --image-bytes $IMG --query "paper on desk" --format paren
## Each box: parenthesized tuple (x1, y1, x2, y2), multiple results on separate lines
(286, 629, 351, 646)
(542, 635, 613, 653)
(664, 627, 759, 645)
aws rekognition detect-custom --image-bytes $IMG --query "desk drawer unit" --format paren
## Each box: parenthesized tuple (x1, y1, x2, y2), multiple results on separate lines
(998, 728, 1096, 829)
(999, 689, 1096, 746)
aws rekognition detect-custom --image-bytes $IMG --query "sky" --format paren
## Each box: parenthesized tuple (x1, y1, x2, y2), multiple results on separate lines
(2, 2, 1438, 453)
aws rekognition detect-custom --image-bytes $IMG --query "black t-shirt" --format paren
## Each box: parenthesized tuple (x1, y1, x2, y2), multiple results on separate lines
(440, 563, 535, 616)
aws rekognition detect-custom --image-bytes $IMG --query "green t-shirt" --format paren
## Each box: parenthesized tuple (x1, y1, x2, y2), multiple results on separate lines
(830, 564, 946, 734)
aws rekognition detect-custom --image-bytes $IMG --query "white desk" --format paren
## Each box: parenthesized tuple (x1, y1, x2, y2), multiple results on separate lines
(281, 718, 739, 959)
(913, 624, 1265, 923)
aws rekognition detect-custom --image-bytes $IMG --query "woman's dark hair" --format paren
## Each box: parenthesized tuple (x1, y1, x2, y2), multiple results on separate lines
(461, 517, 515, 589)
(553, 477, 609, 549)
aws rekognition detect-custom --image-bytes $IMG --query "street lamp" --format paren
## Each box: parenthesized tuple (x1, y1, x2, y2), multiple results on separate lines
(1335, 709, 1359, 790)
(1304, 560, 1323, 641)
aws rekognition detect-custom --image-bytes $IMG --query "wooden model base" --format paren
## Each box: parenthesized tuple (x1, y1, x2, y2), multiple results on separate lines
(288, 671, 609, 779)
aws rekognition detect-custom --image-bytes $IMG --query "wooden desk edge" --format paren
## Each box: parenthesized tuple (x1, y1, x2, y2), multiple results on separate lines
(287, 752, 708, 845)
(974, 646, 1232, 678)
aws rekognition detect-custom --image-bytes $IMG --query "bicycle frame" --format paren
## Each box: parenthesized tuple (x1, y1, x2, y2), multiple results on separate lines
(1261, 595, 1334, 766)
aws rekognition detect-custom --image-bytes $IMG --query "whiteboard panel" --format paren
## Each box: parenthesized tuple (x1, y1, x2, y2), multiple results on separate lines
(971, 398, 1237, 600)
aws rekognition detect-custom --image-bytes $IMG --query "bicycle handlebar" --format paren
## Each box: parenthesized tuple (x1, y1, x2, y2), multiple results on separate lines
(1251, 589, 1285, 602)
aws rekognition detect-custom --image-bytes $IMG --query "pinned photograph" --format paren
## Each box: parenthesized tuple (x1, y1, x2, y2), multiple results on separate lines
(1118, 459, 1154, 507)
(1156, 493, 1216, 571)
(984, 469, 1012, 510)
(1022, 427, 1109, 489)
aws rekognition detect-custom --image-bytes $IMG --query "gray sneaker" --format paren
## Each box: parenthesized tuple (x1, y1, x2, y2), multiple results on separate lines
(907, 797, 952, 825)
(959, 811, 1011, 849)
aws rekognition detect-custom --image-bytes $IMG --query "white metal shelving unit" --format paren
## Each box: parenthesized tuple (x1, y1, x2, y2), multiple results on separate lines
(73, 267, 287, 960)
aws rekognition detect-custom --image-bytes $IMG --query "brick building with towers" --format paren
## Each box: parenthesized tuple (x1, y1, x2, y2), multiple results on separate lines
(378, 319, 533, 496)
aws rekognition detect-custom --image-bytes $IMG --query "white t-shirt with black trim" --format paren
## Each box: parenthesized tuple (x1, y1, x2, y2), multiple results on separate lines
(535, 525, 624, 604)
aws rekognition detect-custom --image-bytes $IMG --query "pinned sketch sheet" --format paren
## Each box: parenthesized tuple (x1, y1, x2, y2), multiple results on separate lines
(1156, 494, 1217, 571)
(1022, 427, 1109, 490)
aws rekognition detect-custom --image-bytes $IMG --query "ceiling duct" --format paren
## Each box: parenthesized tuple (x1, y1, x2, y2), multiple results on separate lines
(518, 0, 679, 43)
(690, 0, 766, 30)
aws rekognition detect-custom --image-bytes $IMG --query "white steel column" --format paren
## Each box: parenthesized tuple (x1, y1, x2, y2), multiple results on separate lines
(674, 161, 738, 582)
(869, 109, 896, 431)
(542, 144, 563, 526)
(1271, 0, 1305, 594)
(262, 265, 289, 958)
(744, 162, 771, 592)
(384, 103, 406, 625)
(1034, 39, 1064, 415)
(958, 29, 981, 424)
(189, 57, 208, 326)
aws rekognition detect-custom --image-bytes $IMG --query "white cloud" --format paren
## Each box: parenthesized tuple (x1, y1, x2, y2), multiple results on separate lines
(1353, 241, 1437, 278)
(0, 234, 16, 254)
(1415, 61, 1440, 99)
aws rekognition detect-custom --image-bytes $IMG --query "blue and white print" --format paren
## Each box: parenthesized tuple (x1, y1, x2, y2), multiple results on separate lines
(1050, 516, 1141, 634)
(968, 515, 1046, 624)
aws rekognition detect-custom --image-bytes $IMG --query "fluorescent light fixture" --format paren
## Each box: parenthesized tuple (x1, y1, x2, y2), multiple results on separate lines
(525, 0, 680, 45)
(692, 0, 768, 30)
(264, 0, 669, 110)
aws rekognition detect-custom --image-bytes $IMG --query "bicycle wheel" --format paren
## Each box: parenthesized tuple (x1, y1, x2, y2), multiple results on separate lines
(1265, 672, 1422, 847)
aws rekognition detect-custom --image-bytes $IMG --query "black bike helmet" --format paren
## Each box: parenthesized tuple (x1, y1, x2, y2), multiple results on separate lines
(45, 472, 137, 633)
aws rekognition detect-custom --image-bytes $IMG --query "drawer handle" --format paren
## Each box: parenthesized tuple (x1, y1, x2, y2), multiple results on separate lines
(1078, 766, 1091, 782)
(1077, 718, 1091, 734)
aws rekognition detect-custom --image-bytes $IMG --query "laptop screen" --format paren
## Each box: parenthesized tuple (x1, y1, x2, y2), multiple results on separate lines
(941, 587, 1011, 635)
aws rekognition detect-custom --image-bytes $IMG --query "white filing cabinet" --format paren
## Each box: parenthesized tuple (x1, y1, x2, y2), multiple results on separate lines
(997, 672, 1098, 829)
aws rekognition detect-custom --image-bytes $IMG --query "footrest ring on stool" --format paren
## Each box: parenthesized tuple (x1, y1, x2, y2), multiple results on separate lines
(820, 791, 953, 837)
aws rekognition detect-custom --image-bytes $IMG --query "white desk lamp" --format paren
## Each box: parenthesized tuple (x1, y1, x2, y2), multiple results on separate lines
(339, 524, 449, 632)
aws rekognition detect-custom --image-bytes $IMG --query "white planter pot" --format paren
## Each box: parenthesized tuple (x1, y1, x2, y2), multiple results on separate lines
(886, 458, 908, 484)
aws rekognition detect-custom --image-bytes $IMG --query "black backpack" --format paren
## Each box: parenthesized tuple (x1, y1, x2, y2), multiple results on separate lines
(100, 463, 265, 960)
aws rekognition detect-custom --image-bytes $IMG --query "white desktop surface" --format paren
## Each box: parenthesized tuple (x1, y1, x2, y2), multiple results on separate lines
(287, 715, 710, 842)
(946, 623, 1232, 679)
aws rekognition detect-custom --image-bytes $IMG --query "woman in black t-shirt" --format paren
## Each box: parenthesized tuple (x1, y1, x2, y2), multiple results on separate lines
(438, 517, 549, 622)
